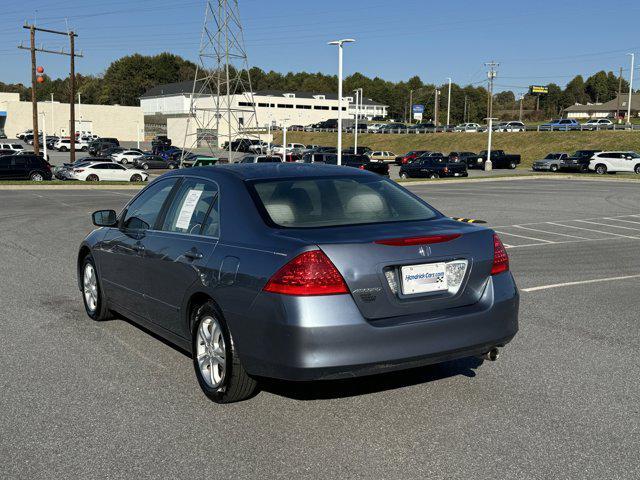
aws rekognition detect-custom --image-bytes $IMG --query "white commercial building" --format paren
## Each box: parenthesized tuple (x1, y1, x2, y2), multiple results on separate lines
(140, 81, 388, 147)
(0, 92, 144, 140)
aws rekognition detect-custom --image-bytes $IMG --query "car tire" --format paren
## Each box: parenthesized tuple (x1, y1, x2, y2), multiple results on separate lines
(121, 158, 128, 165)
(429, 173, 439, 179)
(81, 254, 112, 321)
(142, 164, 149, 170)
(30, 172, 44, 181)
(550, 164, 558, 172)
(635, 164, 640, 174)
(509, 161, 517, 169)
(60, 147, 68, 152)
(86, 174, 99, 182)
(399, 172, 408, 179)
(595, 164, 607, 175)
(81, 147, 87, 152)
(192, 301, 258, 403)
(130, 174, 142, 182)
(168, 163, 176, 170)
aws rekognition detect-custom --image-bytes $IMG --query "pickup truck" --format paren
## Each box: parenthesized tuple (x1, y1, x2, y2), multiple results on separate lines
(471, 150, 521, 169)
(399, 156, 468, 179)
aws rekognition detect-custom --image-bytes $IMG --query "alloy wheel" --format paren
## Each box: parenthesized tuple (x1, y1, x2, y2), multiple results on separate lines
(30, 172, 44, 181)
(83, 263, 98, 313)
(195, 316, 226, 389)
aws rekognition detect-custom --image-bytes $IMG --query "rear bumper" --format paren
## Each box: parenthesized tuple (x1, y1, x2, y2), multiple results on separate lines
(236, 272, 519, 381)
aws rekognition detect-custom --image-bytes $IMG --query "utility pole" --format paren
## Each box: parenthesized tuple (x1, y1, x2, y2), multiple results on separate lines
(408, 89, 413, 123)
(19, 24, 81, 160)
(50, 93, 54, 135)
(627, 53, 634, 125)
(28, 25, 40, 156)
(485, 61, 499, 120)
(434, 89, 439, 126)
(446, 77, 452, 126)
(616, 66, 623, 121)
(463, 95, 468, 123)
(519, 94, 524, 122)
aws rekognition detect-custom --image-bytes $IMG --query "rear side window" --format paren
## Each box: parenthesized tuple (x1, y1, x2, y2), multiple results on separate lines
(161, 178, 218, 235)
(252, 176, 438, 228)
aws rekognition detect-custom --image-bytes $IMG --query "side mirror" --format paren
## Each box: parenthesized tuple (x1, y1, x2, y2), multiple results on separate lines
(92, 209, 117, 227)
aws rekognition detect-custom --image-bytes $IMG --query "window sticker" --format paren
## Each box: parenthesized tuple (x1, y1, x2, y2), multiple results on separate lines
(175, 189, 203, 230)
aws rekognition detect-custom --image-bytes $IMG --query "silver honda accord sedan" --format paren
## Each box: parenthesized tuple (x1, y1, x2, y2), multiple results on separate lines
(78, 164, 519, 403)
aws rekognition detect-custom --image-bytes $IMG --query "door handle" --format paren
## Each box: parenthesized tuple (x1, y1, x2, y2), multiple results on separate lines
(184, 250, 203, 260)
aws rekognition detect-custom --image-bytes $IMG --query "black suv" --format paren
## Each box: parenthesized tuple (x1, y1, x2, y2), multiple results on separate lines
(0, 154, 52, 181)
(89, 138, 120, 156)
(561, 150, 603, 172)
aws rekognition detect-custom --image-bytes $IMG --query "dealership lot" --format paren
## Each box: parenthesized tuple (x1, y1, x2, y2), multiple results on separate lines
(1, 178, 639, 479)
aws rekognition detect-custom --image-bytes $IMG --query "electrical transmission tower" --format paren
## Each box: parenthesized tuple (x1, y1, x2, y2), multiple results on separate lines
(181, 0, 259, 161)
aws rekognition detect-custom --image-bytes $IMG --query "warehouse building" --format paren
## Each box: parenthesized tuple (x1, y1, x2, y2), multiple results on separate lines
(564, 94, 640, 119)
(0, 92, 144, 140)
(140, 81, 388, 147)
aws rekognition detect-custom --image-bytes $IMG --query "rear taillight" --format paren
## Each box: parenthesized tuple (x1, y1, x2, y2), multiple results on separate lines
(359, 165, 365, 170)
(491, 234, 509, 275)
(263, 249, 349, 296)
(443, 167, 449, 173)
(375, 234, 461, 246)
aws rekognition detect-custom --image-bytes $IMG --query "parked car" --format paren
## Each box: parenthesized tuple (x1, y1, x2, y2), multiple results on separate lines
(454, 123, 481, 132)
(151, 135, 172, 152)
(54, 138, 88, 152)
(112, 149, 145, 165)
(68, 162, 147, 182)
(367, 123, 384, 132)
(589, 151, 640, 175)
(494, 121, 526, 132)
(581, 118, 614, 130)
(315, 153, 390, 175)
(449, 152, 479, 165)
(0, 149, 15, 157)
(342, 146, 372, 155)
(539, 119, 580, 131)
(0, 143, 25, 153)
(470, 150, 521, 169)
(407, 122, 437, 132)
(532, 153, 569, 172)
(395, 150, 429, 165)
(89, 139, 120, 156)
(560, 150, 603, 172)
(238, 155, 282, 163)
(367, 151, 396, 162)
(16, 129, 32, 140)
(79, 164, 518, 402)
(399, 156, 468, 179)
(0, 154, 52, 181)
(379, 123, 407, 132)
(181, 153, 221, 168)
(133, 154, 179, 170)
(54, 157, 107, 180)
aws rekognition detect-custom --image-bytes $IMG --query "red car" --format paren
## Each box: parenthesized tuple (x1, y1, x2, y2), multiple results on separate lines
(395, 150, 429, 165)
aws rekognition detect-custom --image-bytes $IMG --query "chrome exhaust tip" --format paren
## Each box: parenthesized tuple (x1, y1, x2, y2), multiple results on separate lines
(481, 347, 500, 362)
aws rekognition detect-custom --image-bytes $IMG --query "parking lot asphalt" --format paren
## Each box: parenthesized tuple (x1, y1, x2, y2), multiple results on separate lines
(1, 179, 639, 479)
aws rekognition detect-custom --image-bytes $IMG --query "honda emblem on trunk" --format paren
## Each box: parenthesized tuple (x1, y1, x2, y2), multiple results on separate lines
(418, 246, 431, 257)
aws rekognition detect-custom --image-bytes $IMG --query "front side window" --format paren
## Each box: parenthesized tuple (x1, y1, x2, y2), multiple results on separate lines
(252, 176, 438, 228)
(122, 178, 178, 231)
(161, 178, 218, 235)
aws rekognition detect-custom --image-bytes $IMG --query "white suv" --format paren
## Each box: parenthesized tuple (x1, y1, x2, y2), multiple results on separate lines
(495, 121, 526, 132)
(0, 143, 24, 152)
(582, 118, 613, 130)
(54, 138, 88, 152)
(589, 151, 640, 174)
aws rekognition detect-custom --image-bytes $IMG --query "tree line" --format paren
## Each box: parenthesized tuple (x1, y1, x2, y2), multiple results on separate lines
(0, 52, 630, 123)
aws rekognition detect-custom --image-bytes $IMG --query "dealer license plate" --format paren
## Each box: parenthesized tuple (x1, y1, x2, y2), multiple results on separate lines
(401, 262, 448, 295)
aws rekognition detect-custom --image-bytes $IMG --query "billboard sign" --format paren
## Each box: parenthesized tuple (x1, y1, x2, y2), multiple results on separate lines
(412, 104, 425, 113)
(530, 85, 548, 94)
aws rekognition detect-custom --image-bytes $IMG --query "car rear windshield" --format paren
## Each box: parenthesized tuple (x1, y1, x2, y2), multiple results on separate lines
(251, 176, 438, 228)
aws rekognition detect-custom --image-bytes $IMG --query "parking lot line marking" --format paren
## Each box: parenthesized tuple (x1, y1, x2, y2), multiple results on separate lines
(494, 230, 555, 243)
(574, 219, 640, 231)
(522, 274, 640, 292)
(506, 235, 640, 249)
(491, 212, 640, 229)
(513, 225, 590, 240)
(605, 217, 640, 225)
(546, 222, 640, 240)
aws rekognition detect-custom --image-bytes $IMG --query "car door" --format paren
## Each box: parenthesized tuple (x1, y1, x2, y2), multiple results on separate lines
(0, 157, 11, 179)
(10, 156, 29, 179)
(620, 153, 636, 172)
(606, 153, 624, 170)
(95, 178, 179, 316)
(142, 177, 219, 335)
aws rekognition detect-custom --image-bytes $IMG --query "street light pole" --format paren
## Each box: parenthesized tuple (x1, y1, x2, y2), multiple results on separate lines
(446, 77, 452, 126)
(627, 53, 635, 125)
(353, 88, 359, 154)
(328, 38, 355, 166)
(485, 117, 497, 171)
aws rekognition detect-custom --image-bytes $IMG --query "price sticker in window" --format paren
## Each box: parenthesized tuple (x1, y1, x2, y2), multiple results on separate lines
(175, 189, 203, 230)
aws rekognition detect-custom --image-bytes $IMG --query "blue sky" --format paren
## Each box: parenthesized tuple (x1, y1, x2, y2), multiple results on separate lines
(1, 0, 639, 95)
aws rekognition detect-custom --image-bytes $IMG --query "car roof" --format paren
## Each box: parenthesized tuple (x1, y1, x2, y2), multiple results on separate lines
(170, 163, 376, 181)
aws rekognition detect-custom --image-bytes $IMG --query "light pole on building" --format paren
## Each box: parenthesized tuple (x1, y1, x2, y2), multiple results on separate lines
(627, 53, 635, 125)
(328, 38, 355, 166)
